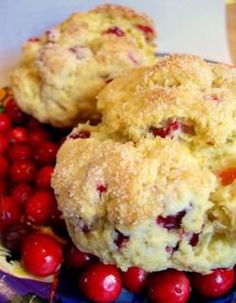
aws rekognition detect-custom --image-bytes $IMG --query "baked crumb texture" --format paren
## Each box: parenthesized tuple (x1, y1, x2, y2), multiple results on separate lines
(52, 54, 236, 273)
(11, 4, 157, 127)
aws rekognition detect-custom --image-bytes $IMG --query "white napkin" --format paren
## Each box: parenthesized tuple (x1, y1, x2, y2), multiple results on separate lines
(0, 0, 232, 86)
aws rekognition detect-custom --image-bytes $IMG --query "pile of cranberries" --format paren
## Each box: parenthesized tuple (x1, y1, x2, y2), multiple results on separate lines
(0, 96, 235, 303)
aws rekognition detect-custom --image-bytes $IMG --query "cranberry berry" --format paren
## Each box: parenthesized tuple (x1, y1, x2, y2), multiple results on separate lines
(136, 24, 154, 40)
(147, 270, 190, 303)
(65, 243, 95, 270)
(156, 210, 186, 230)
(35, 166, 54, 189)
(79, 263, 122, 303)
(0, 132, 9, 153)
(5, 98, 27, 124)
(0, 113, 11, 132)
(9, 160, 37, 183)
(11, 183, 33, 206)
(34, 142, 58, 165)
(9, 143, 32, 161)
(0, 196, 21, 232)
(105, 26, 125, 37)
(22, 232, 63, 277)
(121, 266, 146, 294)
(9, 127, 29, 144)
(29, 128, 51, 146)
(191, 268, 235, 298)
(25, 190, 56, 225)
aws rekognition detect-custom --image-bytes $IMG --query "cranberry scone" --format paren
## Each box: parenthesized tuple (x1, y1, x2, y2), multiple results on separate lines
(97, 54, 236, 236)
(52, 54, 236, 273)
(52, 127, 217, 273)
(11, 4, 157, 127)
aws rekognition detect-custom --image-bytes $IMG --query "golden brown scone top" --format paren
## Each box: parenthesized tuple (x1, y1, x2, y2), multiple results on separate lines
(52, 125, 215, 228)
(98, 54, 236, 146)
(11, 4, 157, 127)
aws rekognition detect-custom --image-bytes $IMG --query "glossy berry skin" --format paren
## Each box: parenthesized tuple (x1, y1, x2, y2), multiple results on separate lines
(5, 98, 27, 124)
(65, 243, 94, 270)
(191, 268, 235, 298)
(2, 222, 33, 255)
(0, 155, 8, 177)
(34, 142, 58, 165)
(25, 190, 56, 225)
(35, 166, 54, 189)
(79, 263, 122, 303)
(0, 113, 11, 132)
(9, 143, 32, 161)
(29, 128, 51, 146)
(21, 232, 63, 277)
(0, 196, 22, 232)
(9, 160, 37, 183)
(121, 266, 146, 294)
(0, 132, 9, 153)
(147, 270, 190, 303)
(11, 183, 33, 206)
(9, 127, 29, 144)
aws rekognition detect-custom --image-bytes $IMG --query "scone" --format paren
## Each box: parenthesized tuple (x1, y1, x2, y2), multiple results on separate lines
(97, 53, 236, 234)
(11, 4, 157, 127)
(52, 54, 236, 273)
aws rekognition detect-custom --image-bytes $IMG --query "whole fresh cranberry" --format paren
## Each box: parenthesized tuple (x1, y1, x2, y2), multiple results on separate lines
(5, 98, 27, 124)
(191, 268, 235, 298)
(25, 190, 56, 225)
(9, 160, 37, 183)
(9, 127, 29, 144)
(2, 222, 33, 255)
(34, 142, 58, 165)
(65, 243, 95, 270)
(121, 266, 146, 294)
(78, 263, 122, 303)
(0, 196, 22, 232)
(0, 132, 9, 153)
(9, 143, 32, 161)
(35, 166, 54, 189)
(147, 270, 190, 303)
(29, 128, 51, 146)
(11, 183, 33, 206)
(21, 232, 63, 277)
(0, 155, 8, 177)
(0, 113, 11, 132)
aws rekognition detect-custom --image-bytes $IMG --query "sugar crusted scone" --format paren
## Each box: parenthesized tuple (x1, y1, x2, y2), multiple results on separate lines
(52, 127, 219, 273)
(97, 54, 236, 147)
(52, 54, 236, 273)
(11, 4, 157, 127)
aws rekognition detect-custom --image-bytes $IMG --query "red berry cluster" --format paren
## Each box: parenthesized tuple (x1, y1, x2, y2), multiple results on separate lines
(0, 98, 65, 277)
(0, 97, 235, 303)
